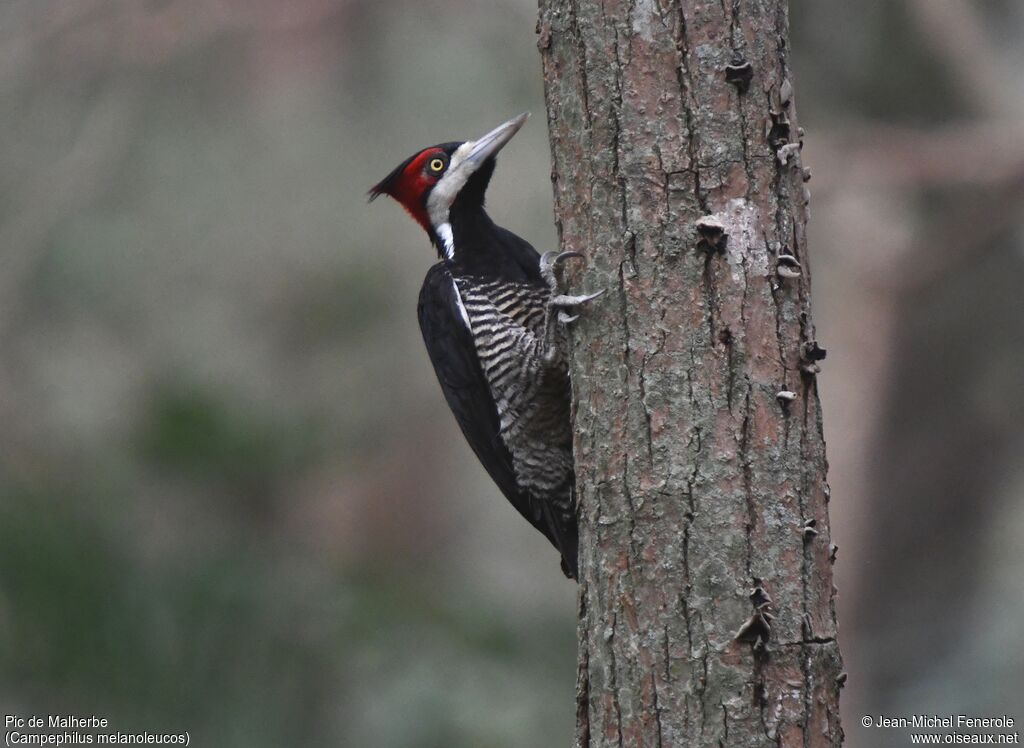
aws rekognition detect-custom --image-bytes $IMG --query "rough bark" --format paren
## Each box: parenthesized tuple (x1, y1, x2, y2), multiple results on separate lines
(536, 1, 843, 746)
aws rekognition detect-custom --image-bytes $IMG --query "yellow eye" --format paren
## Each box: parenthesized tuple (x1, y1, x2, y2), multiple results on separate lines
(429, 158, 445, 172)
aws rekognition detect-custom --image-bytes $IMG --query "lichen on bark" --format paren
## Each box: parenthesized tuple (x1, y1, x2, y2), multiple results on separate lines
(537, 0, 844, 745)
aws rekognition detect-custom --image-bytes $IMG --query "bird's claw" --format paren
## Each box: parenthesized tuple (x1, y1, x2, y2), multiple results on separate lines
(540, 250, 587, 293)
(551, 289, 606, 307)
(539, 250, 584, 275)
(540, 252, 603, 332)
(552, 289, 605, 326)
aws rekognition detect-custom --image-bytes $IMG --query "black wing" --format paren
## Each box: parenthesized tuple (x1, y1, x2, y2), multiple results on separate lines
(416, 263, 565, 557)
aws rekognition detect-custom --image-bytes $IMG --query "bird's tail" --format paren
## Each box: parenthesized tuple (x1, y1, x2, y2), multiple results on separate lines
(542, 499, 579, 581)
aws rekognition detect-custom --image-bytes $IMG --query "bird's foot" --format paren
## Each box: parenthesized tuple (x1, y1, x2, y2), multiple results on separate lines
(539, 250, 582, 294)
(539, 251, 605, 323)
(550, 290, 606, 310)
(538, 251, 605, 366)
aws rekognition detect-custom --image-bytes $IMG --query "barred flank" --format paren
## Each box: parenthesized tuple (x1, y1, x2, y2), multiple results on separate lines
(455, 276, 574, 515)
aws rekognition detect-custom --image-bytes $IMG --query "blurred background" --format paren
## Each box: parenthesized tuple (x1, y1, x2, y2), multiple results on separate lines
(0, 1, 1020, 746)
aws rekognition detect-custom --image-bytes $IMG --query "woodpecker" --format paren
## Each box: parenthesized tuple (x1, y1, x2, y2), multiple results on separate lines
(369, 113, 602, 579)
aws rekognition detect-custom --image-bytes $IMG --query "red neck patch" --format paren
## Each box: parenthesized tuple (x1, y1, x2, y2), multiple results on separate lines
(369, 148, 445, 234)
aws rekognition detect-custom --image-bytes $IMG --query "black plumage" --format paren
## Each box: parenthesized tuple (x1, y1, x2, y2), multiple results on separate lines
(372, 115, 593, 579)
(417, 263, 578, 578)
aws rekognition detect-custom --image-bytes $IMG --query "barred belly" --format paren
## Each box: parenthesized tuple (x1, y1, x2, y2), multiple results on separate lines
(454, 276, 574, 501)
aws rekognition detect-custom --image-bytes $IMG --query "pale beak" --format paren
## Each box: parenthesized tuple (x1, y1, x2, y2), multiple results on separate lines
(426, 113, 530, 221)
(462, 111, 530, 166)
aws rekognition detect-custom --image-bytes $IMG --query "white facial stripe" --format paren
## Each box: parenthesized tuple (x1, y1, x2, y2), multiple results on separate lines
(436, 222, 454, 261)
(449, 141, 475, 170)
(448, 140, 475, 171)
(451, 277, 471, 330)
(426, 141, 475, 230)
(423, 115, 527, 243)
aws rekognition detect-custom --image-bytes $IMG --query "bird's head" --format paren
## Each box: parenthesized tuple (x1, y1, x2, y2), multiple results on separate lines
(369, 112, 529, 260)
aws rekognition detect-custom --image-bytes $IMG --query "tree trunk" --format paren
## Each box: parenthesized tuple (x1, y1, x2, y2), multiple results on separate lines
(536, 1, 844, 746)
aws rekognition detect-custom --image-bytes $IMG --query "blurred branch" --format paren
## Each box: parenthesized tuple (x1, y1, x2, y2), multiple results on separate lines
(904, 0, 1022, 118)
(811, 121, 1024, 293)
(811, 121, 1024, 192)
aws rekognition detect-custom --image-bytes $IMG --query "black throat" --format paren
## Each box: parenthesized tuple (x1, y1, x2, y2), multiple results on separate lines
(441, 158, 542, 283)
